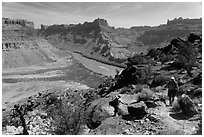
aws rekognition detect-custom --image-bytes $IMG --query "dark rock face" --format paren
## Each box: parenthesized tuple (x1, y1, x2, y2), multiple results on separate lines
(178, 94, 199, 117)
(127, 101, 148, 118)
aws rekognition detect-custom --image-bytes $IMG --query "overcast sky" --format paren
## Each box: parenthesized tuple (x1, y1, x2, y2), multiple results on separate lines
(2, 2, 202, 28)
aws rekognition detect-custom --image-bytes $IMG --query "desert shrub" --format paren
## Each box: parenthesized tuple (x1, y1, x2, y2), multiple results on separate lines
(176, 40, 198, 75)
(139, 88, 154, 101)
(159, 53, 174, 64)
(130, 54, 146, 65)
(147, 48, 158, 58)
(46, 94, 58, 106)
(169, 55, 187, 70)
(134, 65, 152, 85)
(47, 97, 86, 135)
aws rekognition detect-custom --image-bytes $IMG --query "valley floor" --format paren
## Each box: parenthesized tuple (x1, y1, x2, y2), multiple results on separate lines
(2, 53, 105, 110)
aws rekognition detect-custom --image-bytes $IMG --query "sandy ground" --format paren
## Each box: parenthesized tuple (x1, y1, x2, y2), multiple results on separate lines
(2, 56, 72, 75)
(2, 55, 90, 109)
(2, 81, 89, 105)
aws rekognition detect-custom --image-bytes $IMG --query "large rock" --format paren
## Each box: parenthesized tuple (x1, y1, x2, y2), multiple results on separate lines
(86, 93, 118, 129)
(86, 117, 128, 135)
(117, 103, 129, 116)
(118, 94, 140, 104)
(128, 101, 148, 118)
(178, 94, 199, 117)
(110, 94, 140, 116)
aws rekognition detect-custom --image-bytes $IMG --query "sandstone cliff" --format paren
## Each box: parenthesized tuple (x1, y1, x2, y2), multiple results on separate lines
(2, 18, 65, 69)
(39, 18, 202, 64)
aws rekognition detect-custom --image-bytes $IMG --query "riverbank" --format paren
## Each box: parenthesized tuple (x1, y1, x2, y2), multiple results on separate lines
(73, 51, 126, 69)
(71, 52, 123, 77)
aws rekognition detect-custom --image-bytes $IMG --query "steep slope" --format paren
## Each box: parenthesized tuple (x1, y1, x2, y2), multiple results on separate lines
(2, 18, 66, 69)
(39, 17, 201, 64)
(137, 17, 202, 46)
(39, 18, 146, 63)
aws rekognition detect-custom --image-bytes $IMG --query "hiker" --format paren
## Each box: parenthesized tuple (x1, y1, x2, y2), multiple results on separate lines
(166, 76, 179, 106)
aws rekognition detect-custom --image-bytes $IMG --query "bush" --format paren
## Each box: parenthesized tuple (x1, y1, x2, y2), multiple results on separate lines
(139, 88, 154, 101)
(46, 94, 58, 106)
(47, 95, 86, 135)
(134, 65, 152, 85)
(159, 54, 174, 64)
(147, 48, 158, 58)
(130, 54, 146, 65)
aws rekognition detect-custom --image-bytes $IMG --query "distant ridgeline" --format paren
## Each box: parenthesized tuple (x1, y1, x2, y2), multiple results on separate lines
(167, 17, 202, 25)
(2, 18, 34, 28)
(136, 17, 202, 46)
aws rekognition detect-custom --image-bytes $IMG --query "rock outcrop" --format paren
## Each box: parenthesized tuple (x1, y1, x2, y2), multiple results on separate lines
(2, 18, 34, 28)
(178, 94, 199, 117)
(2, 18, 65, 69)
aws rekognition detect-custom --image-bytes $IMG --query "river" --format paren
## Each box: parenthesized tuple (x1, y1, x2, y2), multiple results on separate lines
(71, 52, 123, 77)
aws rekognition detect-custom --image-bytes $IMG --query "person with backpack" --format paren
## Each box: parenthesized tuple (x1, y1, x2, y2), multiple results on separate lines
(166, 76, 179, 106)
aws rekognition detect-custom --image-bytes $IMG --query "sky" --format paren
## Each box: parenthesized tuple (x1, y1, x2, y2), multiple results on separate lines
(2, 2, 202, 28)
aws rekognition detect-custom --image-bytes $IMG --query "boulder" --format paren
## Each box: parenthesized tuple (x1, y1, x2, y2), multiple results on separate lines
(86, 95, 117, 129)
(178, 94, 199, 117)
(110, 94, 148, 119)
(128, 101, 148, 118)
(110, 94, 140, 116)
(119, 94, 140, 104)
(117, 103, 129, 116)
(87, 117, 126, 135)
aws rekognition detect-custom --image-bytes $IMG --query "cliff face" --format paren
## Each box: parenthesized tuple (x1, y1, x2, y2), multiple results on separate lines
(2, 18, 34, 28)
(2, 18, 64, 69)
(39, 17, 202, 63)
(137, 18, 202, 46)
(39, 18, 146, 63)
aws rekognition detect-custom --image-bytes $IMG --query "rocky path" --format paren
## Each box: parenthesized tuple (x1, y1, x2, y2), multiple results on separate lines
(150, 106, 198, 134)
